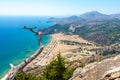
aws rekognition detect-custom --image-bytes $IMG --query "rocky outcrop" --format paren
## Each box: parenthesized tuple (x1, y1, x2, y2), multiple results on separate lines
(102, 71, 120, 80)
(70, 54, 120, 80)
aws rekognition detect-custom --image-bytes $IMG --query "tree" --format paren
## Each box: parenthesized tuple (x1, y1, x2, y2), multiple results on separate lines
(15, 53, 74, 80)
(43, 53, 74, 80)
(14, 71, 40, 80)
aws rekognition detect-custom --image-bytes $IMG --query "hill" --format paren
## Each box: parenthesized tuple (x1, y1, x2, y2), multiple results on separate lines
(48, 11, 120, 24)
(80, 11, 109, 20)
(111, 13, 120, 19)
(48, 16, 85, 24)
(40, 18, 120, 45)
(74, 19, 120, 45)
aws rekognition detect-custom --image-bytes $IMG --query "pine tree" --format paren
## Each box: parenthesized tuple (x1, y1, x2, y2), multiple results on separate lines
(43, 53, 73, 80)
(15, 53, 74, 80)
(14, 71, 39, 80)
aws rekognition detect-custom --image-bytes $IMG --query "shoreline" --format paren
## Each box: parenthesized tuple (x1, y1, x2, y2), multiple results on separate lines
(1, 33, 99, 79)
(24, 33, 99, 72)
(1, 47, 44, 80)
(1, 35, 52, 80)
(23, 34, 57, 70)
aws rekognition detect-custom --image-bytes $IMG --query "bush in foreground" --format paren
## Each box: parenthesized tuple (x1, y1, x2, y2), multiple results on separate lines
(15, 53, 74, 80)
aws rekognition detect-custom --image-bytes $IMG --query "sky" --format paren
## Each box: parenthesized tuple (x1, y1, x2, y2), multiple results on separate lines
(0, 0, 120, 16)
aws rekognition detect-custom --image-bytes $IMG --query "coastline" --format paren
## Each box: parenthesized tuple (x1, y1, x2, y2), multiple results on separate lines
(0, 35, 52, 79)
(24, 33, 99, 72)
(23, 34, 57, 70)
(1, 47, 44, 80)
(0, 16, 54, 78)
(1, 33, 99, 79)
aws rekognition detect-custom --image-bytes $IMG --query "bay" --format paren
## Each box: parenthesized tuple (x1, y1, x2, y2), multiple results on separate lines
(0, 16, 53, 78)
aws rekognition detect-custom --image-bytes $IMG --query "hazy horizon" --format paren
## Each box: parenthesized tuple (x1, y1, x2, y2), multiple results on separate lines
(0, 0, 120, 16)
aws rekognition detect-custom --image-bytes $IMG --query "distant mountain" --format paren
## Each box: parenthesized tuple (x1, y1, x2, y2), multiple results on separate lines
(48, 16, 85, 24)
(48, 11, 120, 24)
(110, 13, 120, 19)
(80, 11, 109, 20)
(43, 11, 120, 45)
(41, 18, 120, 45)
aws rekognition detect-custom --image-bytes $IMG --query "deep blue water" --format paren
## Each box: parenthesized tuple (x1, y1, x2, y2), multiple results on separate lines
(0, 16, 53, 78)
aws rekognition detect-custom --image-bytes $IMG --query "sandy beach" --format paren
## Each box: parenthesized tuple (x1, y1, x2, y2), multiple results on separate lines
(23, 33, 100, 71)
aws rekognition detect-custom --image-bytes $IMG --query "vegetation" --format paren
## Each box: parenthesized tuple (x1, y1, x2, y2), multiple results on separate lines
(40, 19, 120, 45)
(101, 49, 120, 56)
(14, 72, 40, 80)
(40, 24, 70, 35)
(43, 53, 74, 80)
(15, 53, 74, 80)
(74, 19, 120, 45)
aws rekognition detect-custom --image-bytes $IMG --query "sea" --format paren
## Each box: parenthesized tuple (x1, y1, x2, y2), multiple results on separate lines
(0, 16, 53, 78)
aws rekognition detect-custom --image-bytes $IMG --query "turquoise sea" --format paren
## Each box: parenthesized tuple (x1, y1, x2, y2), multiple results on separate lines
(0, 16, 53, 78)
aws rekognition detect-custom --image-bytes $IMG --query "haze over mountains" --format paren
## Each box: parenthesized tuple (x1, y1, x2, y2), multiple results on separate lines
(80, 11, 120, 20)
(40, 11, 120, 45)
(49, 11, 120, 24)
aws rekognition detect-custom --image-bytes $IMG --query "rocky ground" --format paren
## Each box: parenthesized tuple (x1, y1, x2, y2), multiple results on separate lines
(70, 55, 120, 80)
(26, 33, 120, 80)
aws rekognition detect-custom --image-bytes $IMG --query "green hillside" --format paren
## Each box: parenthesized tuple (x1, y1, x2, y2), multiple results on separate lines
(40, 19, 120, 45)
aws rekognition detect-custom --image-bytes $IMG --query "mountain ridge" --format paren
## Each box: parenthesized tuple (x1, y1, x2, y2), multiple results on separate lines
(40, 18, 120, 46)
(80, 11, 109, 20)
(48, 11, 120, 24)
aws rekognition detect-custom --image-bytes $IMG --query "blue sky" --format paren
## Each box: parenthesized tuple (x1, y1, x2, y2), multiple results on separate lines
(0, 0, 120, 16)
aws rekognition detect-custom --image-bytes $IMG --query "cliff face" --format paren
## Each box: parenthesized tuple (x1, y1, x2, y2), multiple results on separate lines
(70, 54, 120, 80)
